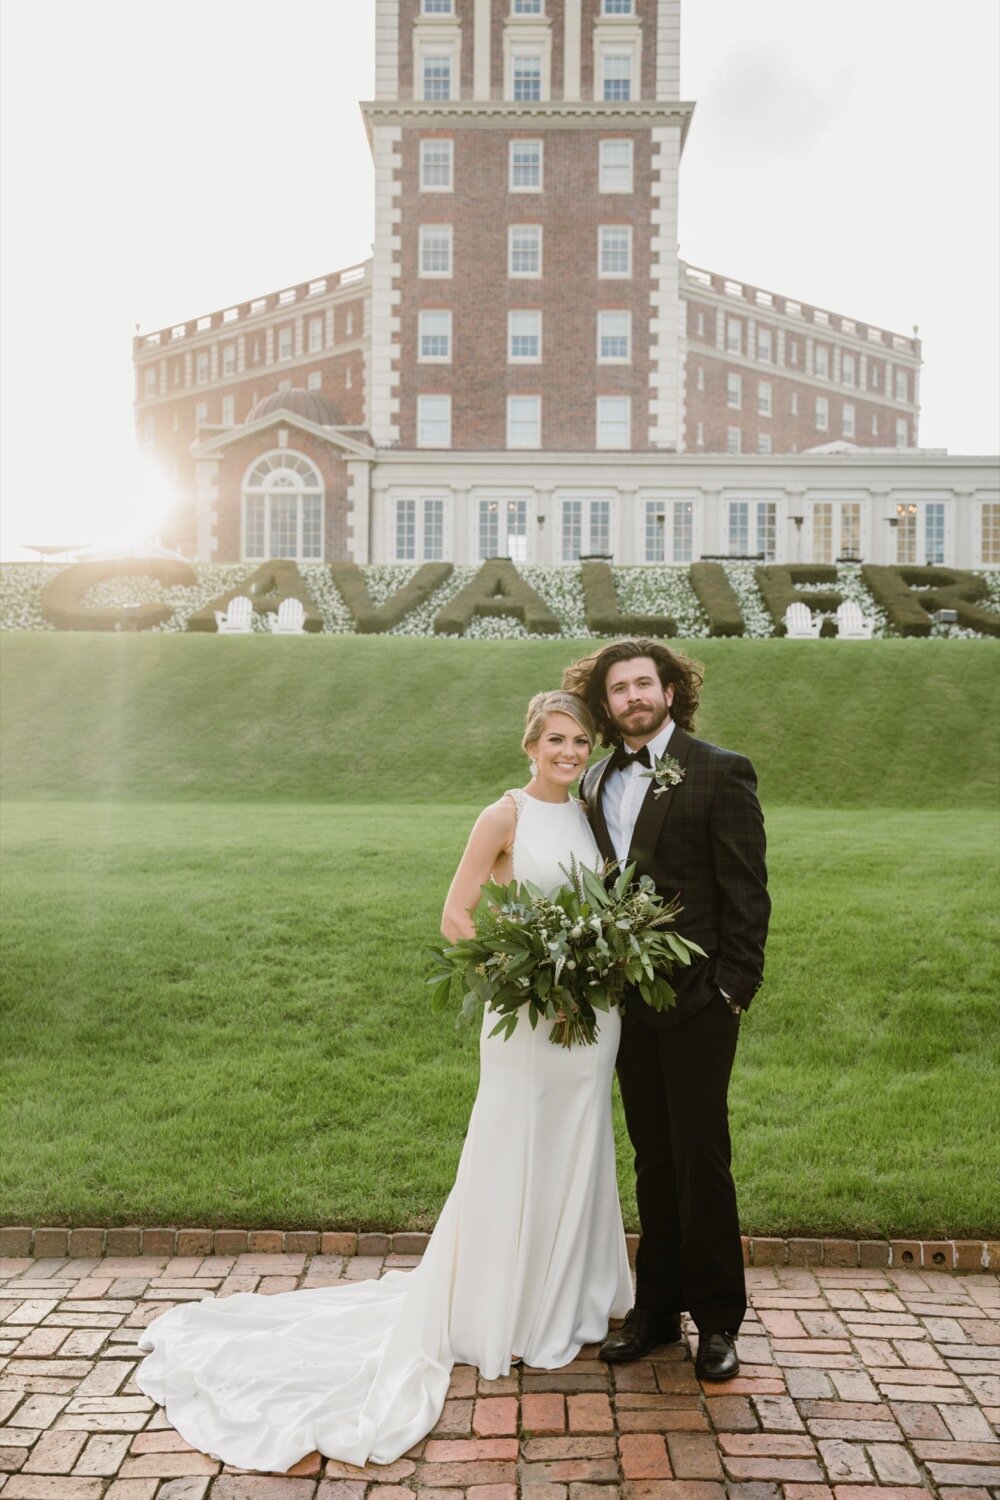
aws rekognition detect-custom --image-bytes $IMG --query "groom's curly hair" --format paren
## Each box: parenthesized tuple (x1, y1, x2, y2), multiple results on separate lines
(562, 639, 703, 747)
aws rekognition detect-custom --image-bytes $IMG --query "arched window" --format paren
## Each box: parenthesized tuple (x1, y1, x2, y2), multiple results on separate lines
(242, 452, 324, 561)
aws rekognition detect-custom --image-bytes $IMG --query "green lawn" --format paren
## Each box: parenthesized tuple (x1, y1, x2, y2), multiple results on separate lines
(2, 800, 997, 1237)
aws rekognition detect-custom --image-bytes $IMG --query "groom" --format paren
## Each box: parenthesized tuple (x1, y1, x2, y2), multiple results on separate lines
(564, 639, 770, 1381)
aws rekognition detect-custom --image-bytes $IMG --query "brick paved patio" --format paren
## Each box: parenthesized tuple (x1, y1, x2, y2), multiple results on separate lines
(1, 1251, 997, 1499)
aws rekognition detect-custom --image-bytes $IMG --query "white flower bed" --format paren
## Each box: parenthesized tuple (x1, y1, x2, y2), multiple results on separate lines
(3, 561, 998, 639)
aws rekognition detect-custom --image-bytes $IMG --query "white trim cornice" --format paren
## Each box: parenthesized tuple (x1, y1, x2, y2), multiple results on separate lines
(361, 98, 694, 142)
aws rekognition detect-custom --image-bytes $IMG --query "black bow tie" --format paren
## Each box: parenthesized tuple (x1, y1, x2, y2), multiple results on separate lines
(609, 744, 652, 773)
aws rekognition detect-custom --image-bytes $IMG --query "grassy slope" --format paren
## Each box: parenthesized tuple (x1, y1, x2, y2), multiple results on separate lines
(2, 801, 998, 1236)
(1, 633, 999, 806)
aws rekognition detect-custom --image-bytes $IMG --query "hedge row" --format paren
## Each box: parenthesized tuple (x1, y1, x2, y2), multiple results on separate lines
(862, 565, 1000, 638)
(41, 560, 197, 632)
(187, 561, 324, 632)
(329, 562, 453, 633)
(755, 565, 844, 638)
(579, 561, 676, 635)
(689, 563, 745, 636)
(433, 559, 560, 635)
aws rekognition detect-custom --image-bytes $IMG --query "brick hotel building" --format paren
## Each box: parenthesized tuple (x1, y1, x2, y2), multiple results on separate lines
(133, 0, 998, 570)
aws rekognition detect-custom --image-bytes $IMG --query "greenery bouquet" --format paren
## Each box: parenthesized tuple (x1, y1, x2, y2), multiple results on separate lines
(428, 858, 706, 1047)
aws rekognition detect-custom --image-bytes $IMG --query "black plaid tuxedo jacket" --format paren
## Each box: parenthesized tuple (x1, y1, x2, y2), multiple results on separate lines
(580, 725, 770, 1027)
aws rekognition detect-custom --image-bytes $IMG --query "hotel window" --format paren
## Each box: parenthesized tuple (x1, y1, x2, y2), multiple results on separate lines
(673, 499, 694, 562)
(420, 138, 454, 190)
(419, 309, 452, 362)
(872, 416, 879, 436)
(512, 54, 542, 100)
(696, 421, 704, 446)
(895, 370, 909, 401)
(840, 503, 861, 559)
(757, 381, 772, 416)
(789, 341, 800, 366)
(842, 352, 856, 387)
(602, 54, 632, 101)
(726, 427, 741, 454)
(726, 318, 742, 354)
(196, 351, 210, 383)
(597, 310, 631, 362)
(422, 55, 452, 101)
(417, 394, 452, 447)
(895, 418, 909, 448)
(507, 395, 541, 447)
(727, 373, 742, 409)
(644, 502, 666, 562)
(813, 502, 833, 563)
(479, 499, 529, 561)
(561, 498, 611, 561)
(815, 396, 829, 431)
(696, 366, 705, 391)
(173, 361, 182, 385)
(925, 502, 946, 565)
(222, 343, 237, 376)
(513, 0, 543, 11)
(308, 318, 323, 354)
(395, 497, 445, 560)
(599, 138, 633, 192)
(756, 327, 773, 362)
(308, 371, 322, 391)
(757, 433, 772, 454)
(221, 395, 235, 426)
(814, 345, 829, 378)
(278, 327, 293, 360)
(842, 402, 855, 439)
(509, 139, 543, 190)
(242, 452, 324, 563)
(790, 392, 799, 416)
(142, 415, 155, 444)
(422, 0, 452, 11)
(896, 502, 917, 564)
(144, 368, 158, 398)
(602, 0, 633, 12)
(509, 225, 542, 276)
(509, 310, 541, 362)
(419, 224, 453, 276)
(596, 396, 631, 448)
(346, 311, 354, 336)
(598, 225, 632, 277)
(869, 363, 880, 389)
(696, 311, 705, 337)
(728, 499, 776, 559)
(981, 503, 1000, 564)
(195, 401, 208, 430)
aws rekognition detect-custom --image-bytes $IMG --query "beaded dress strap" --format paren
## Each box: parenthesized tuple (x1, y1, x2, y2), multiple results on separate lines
(503, 788, 528, 826)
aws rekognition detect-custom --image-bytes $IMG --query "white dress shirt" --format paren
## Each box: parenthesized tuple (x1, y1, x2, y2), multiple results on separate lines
(602, 719, 676, 868)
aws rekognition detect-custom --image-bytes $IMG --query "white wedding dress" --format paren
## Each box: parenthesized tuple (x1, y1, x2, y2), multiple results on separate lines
(135, 789, 632, 1471)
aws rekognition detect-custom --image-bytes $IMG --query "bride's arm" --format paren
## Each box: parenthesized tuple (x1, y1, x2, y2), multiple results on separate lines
(440, 798, 516, 943)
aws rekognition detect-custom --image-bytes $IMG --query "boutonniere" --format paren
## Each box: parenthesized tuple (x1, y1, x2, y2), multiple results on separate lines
(641, 752, 685, 799)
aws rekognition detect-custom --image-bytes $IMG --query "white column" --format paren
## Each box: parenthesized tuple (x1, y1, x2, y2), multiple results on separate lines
(370, 125, 403, 447)
(195, 460, 219, 561)
(656, 0, 681, 100)
(700, 483, 723, 555)
(375, 0, 400, 100)
(563, 0, 581, 100)
(648, 126, 682, 450)
(474, 0, 491, 99)
(534, 487, 554, 564)
(452, 486, 470, 563)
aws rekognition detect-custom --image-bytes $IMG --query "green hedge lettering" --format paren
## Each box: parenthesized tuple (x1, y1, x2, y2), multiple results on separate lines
(755, 565, 843, 637)
(41, 559, 197, 632)
(689, 562, 745, 636)
(862, 565, 999, 638)
(434, 559, 559, 636)
(329, 562, 453, 633)
(579, 561, 675, 636)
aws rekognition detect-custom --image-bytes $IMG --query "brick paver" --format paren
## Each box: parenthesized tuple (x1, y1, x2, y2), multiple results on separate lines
(0, 1255, 996, 1496)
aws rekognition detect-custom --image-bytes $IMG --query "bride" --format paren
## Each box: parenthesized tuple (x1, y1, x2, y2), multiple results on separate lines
(135, 689, 633, 1472)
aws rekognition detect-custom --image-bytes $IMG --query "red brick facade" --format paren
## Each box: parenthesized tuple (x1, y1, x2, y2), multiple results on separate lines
(210, 427, 351, 564)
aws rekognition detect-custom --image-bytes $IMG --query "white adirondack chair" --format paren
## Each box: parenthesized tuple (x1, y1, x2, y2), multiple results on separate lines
(836, 599, 875, 638)
(268, 597, 307, 635)
(215, 595, 254, 634)
(783, 602, 822, 638)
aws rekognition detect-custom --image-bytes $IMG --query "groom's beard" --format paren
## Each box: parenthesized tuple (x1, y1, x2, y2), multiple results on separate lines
(613, 702, 672, 741)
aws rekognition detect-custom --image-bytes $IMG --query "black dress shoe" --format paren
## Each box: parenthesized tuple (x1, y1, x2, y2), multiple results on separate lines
(695, 1331, 739, 1381)
(599, 1307, 682, 1364)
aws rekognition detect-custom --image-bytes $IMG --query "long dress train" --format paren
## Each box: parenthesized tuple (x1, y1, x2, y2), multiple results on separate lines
(135, 790, 632, 1470)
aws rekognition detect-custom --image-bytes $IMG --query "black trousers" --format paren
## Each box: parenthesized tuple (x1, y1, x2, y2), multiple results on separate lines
(617, 992, 746, 1336)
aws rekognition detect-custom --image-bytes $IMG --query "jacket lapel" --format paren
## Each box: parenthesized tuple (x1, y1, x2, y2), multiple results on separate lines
(626, 725, 693, 878)
(585, 754, 617, 867)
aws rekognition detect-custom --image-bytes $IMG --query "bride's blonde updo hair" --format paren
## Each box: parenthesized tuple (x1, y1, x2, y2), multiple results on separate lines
(521, 690, 596, 757)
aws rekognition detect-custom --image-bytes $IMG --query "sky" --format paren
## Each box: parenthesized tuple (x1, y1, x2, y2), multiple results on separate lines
(0, 0, 997, 559)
